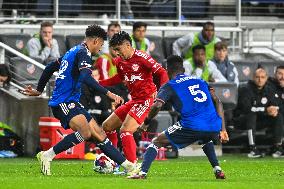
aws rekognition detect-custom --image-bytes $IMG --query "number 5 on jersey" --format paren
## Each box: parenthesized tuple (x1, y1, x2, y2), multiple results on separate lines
(188, 84, 207, 102)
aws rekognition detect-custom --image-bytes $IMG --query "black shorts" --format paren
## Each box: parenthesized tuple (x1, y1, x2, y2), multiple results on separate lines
(165, 122, 219, 149)
(51, 102, 92, 129)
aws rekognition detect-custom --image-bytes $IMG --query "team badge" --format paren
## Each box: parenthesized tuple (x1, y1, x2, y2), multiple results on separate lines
(27, 64, 35, 75)
(68, 103, 75, 109)
(282, 93, 284, 99)
(15, 39, 24, 49)
(95, 96, 101, 103)
(261, 97, 268, 104)
(275, 93, 279, 98)
(242, 66, 250, 76)
(222, 89, 231, 98)
(132, 64, 139, 71)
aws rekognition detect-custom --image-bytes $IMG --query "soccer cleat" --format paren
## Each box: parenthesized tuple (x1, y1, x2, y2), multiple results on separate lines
(272, 150, 284, 158)
(36, 151, 51, 176)
(127, 171, 147, 179)
(247, 149, 262, 158)
(215, 170, 225, 179)
(127, 163, 142, 176)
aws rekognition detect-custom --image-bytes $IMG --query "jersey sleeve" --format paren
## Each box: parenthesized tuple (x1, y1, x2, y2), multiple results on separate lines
(76, 49, 93, 71)
(142, 53, 163, 73)
(156, 83, 173, 104)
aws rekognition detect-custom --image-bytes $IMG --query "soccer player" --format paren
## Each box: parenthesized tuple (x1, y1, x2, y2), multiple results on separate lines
(128, 55, 229, 179)
(23, 25, 135, 176)
(99, 31, 169, 163)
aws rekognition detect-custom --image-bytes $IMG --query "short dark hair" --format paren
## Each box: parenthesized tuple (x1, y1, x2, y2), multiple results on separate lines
(166, 55, 184, 73)
(133, 22, 147, 32)
(0, 64, 11, 84)
(192, 45, 206, 54)
(108, 22, 121, 31)
(214, 41, 227, 50)
(109, 31, 132, 47)
(203, 21, 215, 30)
(85, 24, 107, 40)
(40, 21, 53, 29)
(276, 65, 284, 71)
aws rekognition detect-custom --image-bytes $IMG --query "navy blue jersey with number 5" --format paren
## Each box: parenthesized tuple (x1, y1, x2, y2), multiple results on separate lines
(156, 74, 221, 132)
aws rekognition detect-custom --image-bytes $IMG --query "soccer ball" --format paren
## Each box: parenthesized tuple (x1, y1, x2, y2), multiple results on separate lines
(93, 153, 115, 174)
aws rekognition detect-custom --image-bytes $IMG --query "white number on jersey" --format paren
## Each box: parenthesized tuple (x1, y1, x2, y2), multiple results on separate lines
(188, 84, 207, 102)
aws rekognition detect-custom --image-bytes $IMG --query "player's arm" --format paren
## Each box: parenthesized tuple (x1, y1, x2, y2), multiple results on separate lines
(22, 58, 62, 96)
(77, 49, 124, 105)
(145, 55, 169, 90)
(99, 74, 122, 87)
(209, 86, 229, 143)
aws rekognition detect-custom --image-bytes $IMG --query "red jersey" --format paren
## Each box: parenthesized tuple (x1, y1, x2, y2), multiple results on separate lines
(100, 49, 168, 100)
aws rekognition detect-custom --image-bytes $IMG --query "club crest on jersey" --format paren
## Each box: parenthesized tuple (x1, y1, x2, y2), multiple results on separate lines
(68, 103, 76, 109)
(95, 96, 102, 103)
(261, 97, 268, 104)
(132, 64, 139, 71)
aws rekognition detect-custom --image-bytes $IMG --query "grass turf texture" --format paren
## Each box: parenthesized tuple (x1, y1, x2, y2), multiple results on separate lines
(1, 154, 284, 189)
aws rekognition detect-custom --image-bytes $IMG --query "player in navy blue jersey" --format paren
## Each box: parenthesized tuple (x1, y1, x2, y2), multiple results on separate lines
(23, 24, 136, 176)
(128, 55, 229, 179)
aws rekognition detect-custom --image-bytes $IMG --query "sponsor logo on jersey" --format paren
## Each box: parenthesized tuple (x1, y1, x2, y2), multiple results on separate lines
(80, 60, 92, 68)
(124, 73, 144, 83)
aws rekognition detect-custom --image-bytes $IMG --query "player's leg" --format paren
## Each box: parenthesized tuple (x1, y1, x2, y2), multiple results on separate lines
(127, 132, 170, 179)
(89, 117, 135, 172)
(121, 98, 154, 163)
(37, 113, 91, 175)
(200, 133, 225, 179)
(102, 112, 123, 148)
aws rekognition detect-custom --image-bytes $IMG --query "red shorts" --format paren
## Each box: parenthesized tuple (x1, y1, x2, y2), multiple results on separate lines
(114, 97, 154, 125)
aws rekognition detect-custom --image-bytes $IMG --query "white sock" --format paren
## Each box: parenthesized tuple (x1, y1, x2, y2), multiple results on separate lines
(213, 166, 222, 173)
(43, 147, 56, 160)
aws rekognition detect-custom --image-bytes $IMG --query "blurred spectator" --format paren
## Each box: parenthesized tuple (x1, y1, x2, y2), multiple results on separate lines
(232, 67, 284, 158)
(80, 67, 113, 125)
(26, 22, 60, 64)
(101, 22, 121, 54)
(209, 42, 239, 85)
(96, 47, 118, 80)
(268, 65, 284, 123)
(173, 21, 220, 60)
(131, 22, 150, 54)
(0, 64, 11, 87)
(183, 45, 227, 82)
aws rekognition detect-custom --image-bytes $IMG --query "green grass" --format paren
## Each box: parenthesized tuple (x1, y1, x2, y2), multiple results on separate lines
(1, 155, 284, 189)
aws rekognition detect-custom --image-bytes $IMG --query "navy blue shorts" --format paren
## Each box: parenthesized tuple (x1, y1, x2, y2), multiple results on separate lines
(51, 102, 93, 129)
(165, 122, 219, 149)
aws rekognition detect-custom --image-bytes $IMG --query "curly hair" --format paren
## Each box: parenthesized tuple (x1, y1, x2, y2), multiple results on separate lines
(85, 24, 107, 40)
(109, 31, 132, 47)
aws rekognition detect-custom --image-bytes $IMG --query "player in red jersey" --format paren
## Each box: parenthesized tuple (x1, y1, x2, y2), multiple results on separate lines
(99, 31, 169, 163)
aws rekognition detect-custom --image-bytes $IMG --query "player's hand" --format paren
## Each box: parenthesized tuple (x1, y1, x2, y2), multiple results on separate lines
(20, 85, 41, 96)
(107, 91, 124, 106)
(266, 106, 279, 117)
(219, 130, 229, 143)
(137, 122, 149, 133)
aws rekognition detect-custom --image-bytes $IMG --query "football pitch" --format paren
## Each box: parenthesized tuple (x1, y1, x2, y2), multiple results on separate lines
(1, 155, 284, 189)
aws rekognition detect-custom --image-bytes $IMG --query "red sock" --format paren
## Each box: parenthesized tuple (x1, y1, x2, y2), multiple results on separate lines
(106, 131, 118, 148)
(120, 131, 137, 163)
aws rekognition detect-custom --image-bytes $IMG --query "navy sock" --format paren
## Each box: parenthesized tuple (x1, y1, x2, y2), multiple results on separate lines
(53, 132, 84, 154)
(202, 141, 219, 167)
(96, 138, 125, 165)
(141, 144, 159, 174)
